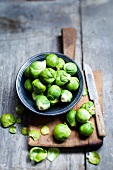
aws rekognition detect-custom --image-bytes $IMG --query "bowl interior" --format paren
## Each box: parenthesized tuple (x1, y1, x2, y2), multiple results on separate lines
(16, 52, 84, 116)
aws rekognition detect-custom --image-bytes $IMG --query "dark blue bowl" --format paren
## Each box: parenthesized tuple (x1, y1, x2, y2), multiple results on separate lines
(16, 52, 84, 116)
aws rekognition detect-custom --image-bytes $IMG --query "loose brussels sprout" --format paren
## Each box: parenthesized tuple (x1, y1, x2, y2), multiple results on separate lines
(9, 125, 16, 134)
(24, 79, 33, 92)
(76, 108, 91, 123)
(35, 95, 50, 111)
(28, 129, 40, 141)
(16, 117, 22, 124)
(39, 68, 56, 84)
(81, 101, 95, 116)
(47, 85, 61, 100)
(53, 123, 71, 142)
(45, 54, 59, 68)
(66, 77, 79, 91)
(15, 104, 24, 114)
(29, 60, 46, 78)
(61, 89, 73, 102)
(82, 88, 88, 96)
(87, 151, 100, 165)
(66, 109, 77, 127)
(79, 121, 94, 136)
(32, 79, 46, 94)
(40, 126, 49, 135)
(64, 62, 77, 76)
(55, 70, 71, 86)
(56, 58, 65, 70)
(1, 113, 16, 128)
(24, 66, 30, 78)
(47, 148, 60, 162)
(21, 127, 28, 135)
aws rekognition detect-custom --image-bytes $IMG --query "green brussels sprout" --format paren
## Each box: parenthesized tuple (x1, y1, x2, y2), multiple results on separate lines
(47, 148, 60, 162)
(16, 117, 22, 124)
(39, 68, 56, 84)
(1, 113, 16, 128)
(45, 54, 59, 68)
(66, 77, 80, 91)
(81, 101, 95, 116)
(64, 62, 77, 76)
(56, 58, 65, 70)
(15, 104, 24, 114)
(32, 79, 46, 94)
(29, 60, 46, 78)
(21, 127, 28, 135)
(76, 108, 91, 123)
(24, 66, 30, 78)
(66, 109, 77, 127)
(47, 85, 61, 100)
(55, 70, 71, 86)
(82, 88, 88, 96)
(35, 95, 50, 111)
(50, 98, 60, 105)
(40, 126, 49, 135)
(9, 126, 16, 134)
(28, 129, 40, 141)
(24, 79, 33, 92)
(61, 89, 73, 102)
(79, 121, 94, 136)
(53, 123, 71, 142)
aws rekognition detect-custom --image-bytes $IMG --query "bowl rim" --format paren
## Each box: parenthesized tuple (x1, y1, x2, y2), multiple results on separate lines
(16, 52, 84, 116)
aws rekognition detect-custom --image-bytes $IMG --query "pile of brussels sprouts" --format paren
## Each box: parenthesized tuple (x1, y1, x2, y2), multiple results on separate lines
(24, 53, 80, 111)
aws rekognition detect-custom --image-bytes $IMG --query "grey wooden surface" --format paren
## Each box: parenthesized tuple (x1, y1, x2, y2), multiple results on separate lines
(0, 0, 113, 170)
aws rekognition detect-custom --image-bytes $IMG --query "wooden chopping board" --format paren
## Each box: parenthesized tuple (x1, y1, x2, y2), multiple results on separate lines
(28, 28, 103, 149)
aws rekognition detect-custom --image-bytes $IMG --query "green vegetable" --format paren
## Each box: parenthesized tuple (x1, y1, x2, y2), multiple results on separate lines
(39, 68, 56, 84)
(56, 58, 65, 70)
(30, 147, 47, 163)
(32, 79, 46, 94)
(79, 121, 94, 136)
(50, 98, 60, 105)
(16, 117, 22, 124)
(82, 88, 88, 96)
(29, 60, 46, 78)
(87, 151, 100, 165)
(55, 70, 71, 86)
(61, 90, 73, 102)
(35, 95, 50, 111)
(28, 129, 40, 141)
(81, 101, 95, 116)
(53, 123, 71, 142)
(15, 104, 24, 114)
(76, 108, 91, 123)
(64, 62, 77, 76)
(1, 113, 16, 128)
(66, 109, 77, 127)
(21, 127, 28, 135)
(24, 79, 33, 92)
(9, 125, 16, 134)
(45, 54, 59, 68)
(47, 148, 60, 161)
(32, 92, 39, 101)
(24, 66, 30, 78)
(66, 77, 79, 91)
(40, 126, 49, 135)
(47, 85, 61, 100)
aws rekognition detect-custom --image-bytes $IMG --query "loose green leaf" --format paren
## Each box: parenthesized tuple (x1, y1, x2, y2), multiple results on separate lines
(82, 88, 88, 96)
(30, 147, 47, 162)
(16, 117, 22, 124)
(16, 104, 24, 114)
(21, 127, 28, 136)
(9, 126, 16, 134)
(87, 151, 100, 165)
(28, 129, 40, 141)
(47, 148, 60, 161)
(40, 126, 49, 135)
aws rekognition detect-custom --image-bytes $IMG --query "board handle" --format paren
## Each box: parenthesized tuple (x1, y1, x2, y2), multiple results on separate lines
(61, 28, 76, 60)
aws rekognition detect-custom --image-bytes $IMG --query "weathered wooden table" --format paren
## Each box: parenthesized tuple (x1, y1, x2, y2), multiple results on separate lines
(0, 0, 113, 170)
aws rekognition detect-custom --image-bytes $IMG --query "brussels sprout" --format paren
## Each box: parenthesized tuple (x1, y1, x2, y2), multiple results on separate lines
(40, 126, 49, 135)
(56, 58, 65, 70)
(29, 60, 46, 78)
(66, 109, 77, 127)
(47, 148, 60, 162)
(81, 101, 95, 116)
(61, 90, 73, 102)
(32, 92, 39, 101)
(24, 66, 30, 78)
(50, 98, 60, 105)
(64, 62, 77, 76)
(76, 108, 91, 123)
(79, 121, 94, 136)
(24, 79, 33, 92)
(1, 113, 16, 128)
(15, 104, 24, 114)
(87, 151, 100, 165)
(30, 147, 47, 163)
(28, 129, 40, 141)
(35, 95, 50, 111)
(21, 127, 28, 135)
(39, 68, 56, 84)
(82, 88, 88, 96)
(32, 79, 46, 94)
(16, 117, 22, 124)
(66, 77, 80, 91)
(47, 85, 61, 100)
(55, 70, 71, 86)
(53, 123, 71, 142)
(9, 125, 16, 134)
(45, 54, 59, 68)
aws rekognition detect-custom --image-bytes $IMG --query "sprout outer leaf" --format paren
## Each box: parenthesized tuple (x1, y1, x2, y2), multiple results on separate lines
(47, 148, 60, 161)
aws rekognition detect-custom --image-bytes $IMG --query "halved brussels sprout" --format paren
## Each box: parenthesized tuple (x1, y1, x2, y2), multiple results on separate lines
(55, 70, 71, 86)
(45, 53, 59, 68)
(24, 79, 33, 92)
(1, 113, 16, 128)
(76, 108, 91, 123)
(29, 60, 46, 78)
(79, 121, 94, 136)
(35, 95, 50, 111)
(56, 58, 65, 70)
(64, 62, 77, 76)
(39, 68, 56, 84)
(66, 109, 77, 127)
(32, 79, 46, 94)
(66, 77, 79, 91)
(47, 85, 61, 100)
(61, 89, 73, 102)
